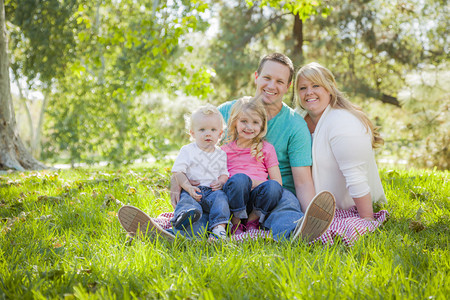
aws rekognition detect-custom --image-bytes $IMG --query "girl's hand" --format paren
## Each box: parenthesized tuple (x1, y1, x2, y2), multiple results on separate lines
(187, 186, 202, 201)
(251, 179, 264, 190)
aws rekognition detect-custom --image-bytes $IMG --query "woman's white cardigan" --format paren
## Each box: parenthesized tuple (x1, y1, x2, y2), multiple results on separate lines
(311, 105, 387, 210)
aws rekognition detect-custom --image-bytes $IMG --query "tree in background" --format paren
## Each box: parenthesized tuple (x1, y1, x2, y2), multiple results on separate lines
(6, 0, 214, 167)
(0, 0, 46, 170)
(207, 0, 448, 169)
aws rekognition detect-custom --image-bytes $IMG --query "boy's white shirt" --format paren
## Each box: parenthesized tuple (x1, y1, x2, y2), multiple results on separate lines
(311, 105, 387, 210)
(172, 142, 229, 187)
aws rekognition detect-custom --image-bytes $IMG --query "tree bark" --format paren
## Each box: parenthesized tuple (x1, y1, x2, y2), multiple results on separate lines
(292, 13, 303, 66)
(0, 0, 46, 170)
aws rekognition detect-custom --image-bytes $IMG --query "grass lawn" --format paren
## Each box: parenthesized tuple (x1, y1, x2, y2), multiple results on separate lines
(0, 163, 449, 299)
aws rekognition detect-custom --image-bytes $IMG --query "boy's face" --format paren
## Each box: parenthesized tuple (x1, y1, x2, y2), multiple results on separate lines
(190, 114, 223, 151)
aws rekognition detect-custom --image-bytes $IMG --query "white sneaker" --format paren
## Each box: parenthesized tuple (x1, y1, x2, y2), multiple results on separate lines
(291, 191, 336, 243)
(210, 226, 228, 239)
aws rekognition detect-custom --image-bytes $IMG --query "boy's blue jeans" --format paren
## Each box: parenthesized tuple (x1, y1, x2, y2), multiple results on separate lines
(223, 173, 283, 223)
(171, 186, 230, 238)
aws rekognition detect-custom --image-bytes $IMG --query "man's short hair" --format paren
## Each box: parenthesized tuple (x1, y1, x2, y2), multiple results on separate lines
(256, 53, 294, 84)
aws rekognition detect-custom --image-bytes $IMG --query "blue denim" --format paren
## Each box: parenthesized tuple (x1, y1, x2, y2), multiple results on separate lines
(171, 186, 230, 238)
(262, 188, 304, 241)
(223, 173, 283, 223)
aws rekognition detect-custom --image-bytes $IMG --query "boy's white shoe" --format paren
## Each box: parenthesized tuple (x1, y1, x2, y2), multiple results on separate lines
(291, 191, 336, 243)
(210, 226, 228, 239)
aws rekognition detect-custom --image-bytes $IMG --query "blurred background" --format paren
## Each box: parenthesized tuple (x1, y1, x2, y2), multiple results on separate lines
(6, 0, 449, 170)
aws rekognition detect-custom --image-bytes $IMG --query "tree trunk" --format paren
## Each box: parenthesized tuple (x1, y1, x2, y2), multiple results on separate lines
(289, 14, 304, 107)
(0, 0, 46, 170)
(13, 68, 34, 149)
(292, 13, 303, 67)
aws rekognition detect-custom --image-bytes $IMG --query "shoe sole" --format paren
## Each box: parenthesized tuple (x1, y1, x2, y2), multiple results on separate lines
(292, 191, 336, 243)
(117, 205, 175, 241)
(173, 208, 201, 230)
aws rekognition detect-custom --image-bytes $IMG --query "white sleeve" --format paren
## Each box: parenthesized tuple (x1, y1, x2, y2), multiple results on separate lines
(219, 150, 229, 177)
(329, 123, 373, 198)
(171, 146, 190, 173)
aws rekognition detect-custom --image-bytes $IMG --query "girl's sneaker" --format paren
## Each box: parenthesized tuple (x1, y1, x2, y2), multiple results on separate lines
(211, 226, 227, 239)
(246, 219, 260, 231)
(231, 223, 245, 235)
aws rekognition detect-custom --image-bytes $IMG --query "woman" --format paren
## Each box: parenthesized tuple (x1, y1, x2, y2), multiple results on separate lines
(295, 62, 389, 245)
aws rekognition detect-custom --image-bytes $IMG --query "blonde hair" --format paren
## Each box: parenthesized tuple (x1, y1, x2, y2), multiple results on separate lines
(225, 96, 268, 161)
(187, 103, 225, 132)
(294, 62, 384, 148)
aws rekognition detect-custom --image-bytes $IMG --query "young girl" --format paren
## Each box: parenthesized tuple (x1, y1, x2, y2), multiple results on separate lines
(222, 96, 283, 235)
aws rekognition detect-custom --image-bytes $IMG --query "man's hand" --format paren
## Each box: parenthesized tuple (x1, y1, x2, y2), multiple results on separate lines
(210, 175, 228, 191)
(186, 186, 202, 201)
(210, 180, 223, 191)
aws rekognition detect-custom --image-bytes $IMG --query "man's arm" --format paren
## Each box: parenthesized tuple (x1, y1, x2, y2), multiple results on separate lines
(170, 175, 182, 209)
(291, 166, 316, 212)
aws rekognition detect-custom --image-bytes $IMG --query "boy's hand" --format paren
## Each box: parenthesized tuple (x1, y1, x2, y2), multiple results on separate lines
(210, 180, 224, 191)
(187, 186, 202, 201)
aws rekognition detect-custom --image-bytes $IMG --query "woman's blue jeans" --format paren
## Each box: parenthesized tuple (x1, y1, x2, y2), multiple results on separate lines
(171, 186, 230, 238)
(223, 173, 283, 223)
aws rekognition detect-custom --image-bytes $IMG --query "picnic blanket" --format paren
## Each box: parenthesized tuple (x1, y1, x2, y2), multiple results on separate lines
(152, 207, 389, 246)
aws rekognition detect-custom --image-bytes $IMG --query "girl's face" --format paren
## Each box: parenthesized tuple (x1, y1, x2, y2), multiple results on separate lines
(235, 110, 263, 145)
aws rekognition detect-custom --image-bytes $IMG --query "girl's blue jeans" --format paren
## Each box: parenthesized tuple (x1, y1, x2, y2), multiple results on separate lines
(222, 173, 283, 223)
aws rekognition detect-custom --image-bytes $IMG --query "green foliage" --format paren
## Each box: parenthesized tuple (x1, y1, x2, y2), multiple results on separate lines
(6, 0, 82, 86)
(247, 0, 328, 20)
(6, 0, 215, 165)
(0, 165, 449, 298)
(207, 0, 449, 169)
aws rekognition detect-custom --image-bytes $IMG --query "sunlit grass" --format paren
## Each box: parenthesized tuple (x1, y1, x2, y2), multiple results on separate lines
(0, 163, 449, 299)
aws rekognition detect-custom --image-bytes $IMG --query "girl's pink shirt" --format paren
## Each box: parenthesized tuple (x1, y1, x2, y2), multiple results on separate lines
(221, 140, 279, 182)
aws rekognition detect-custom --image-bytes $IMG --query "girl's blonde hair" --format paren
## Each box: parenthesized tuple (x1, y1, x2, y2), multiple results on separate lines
(225, 96, 268, 161)
(294, 62, 384, 148)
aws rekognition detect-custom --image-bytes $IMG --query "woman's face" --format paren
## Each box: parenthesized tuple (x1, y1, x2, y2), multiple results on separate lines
(297, 76, 331, 122)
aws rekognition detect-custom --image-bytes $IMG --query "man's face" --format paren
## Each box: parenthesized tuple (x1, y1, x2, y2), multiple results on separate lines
(254, 60, 291, 107)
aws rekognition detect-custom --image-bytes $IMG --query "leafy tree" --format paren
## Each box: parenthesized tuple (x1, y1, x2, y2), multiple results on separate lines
(6, 0, 213, 166)
(208, 0, 329, 103)
(0, 0, 45, 170)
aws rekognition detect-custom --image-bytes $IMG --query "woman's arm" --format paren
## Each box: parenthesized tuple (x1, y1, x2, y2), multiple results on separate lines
(353, 194, 375, 220)
(329, 116, 375, 219)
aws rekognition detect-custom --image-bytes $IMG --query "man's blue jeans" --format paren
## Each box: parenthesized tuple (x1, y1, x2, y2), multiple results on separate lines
(262, 188, 304, 241)
(223, 173, 283, 223)
(171, 186, 230, 237)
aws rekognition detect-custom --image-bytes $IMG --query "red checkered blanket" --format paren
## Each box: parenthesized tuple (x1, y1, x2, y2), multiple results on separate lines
(152, 207, 389, 246)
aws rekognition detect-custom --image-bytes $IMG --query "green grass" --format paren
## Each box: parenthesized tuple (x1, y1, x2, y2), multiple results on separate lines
(1, 163, 449, 299)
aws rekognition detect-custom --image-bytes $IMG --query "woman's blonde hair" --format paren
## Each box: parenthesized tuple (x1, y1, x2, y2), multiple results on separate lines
(294, 62, 384, 148)
(225, 96, 268, 161)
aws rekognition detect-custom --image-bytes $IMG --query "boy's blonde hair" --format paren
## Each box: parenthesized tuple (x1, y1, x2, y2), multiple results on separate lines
(187, 103, 225, 132)
(295, 62, 384, 148)
(225, 96, 268, 161)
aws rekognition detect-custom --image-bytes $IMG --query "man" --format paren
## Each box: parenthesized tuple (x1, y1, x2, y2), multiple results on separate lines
(118, 53, 335, 242)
